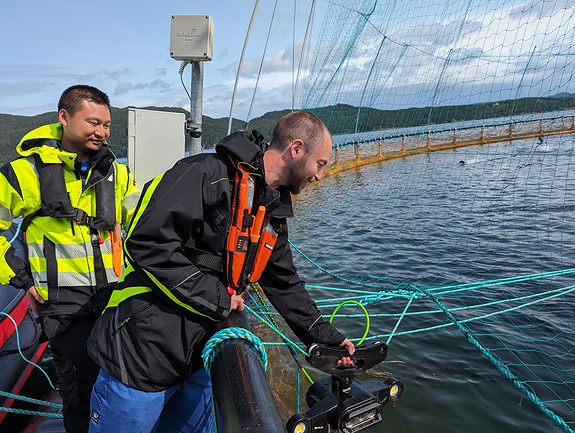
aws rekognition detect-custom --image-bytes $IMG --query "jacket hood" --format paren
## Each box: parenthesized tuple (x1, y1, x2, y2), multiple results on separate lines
(17, 122, 80, 168)
(215, 129, 293, 218)
(215, 130, 266, 176)
(16, 122, 112, 170)
(17, 123, 68, 161)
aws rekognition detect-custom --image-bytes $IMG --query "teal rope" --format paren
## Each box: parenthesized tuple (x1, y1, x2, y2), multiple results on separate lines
(355, 285, 575, 341)
(290, 239, 575, 305)
(245, 288, 315, 385)
(202, 327, 268, 375)
(245, 284, 575, 345)
(244, 304, 307, 355)
(0, 389, 63, 419)
(419, 286, 575, 433)
(289, 240, 407, 290)
(296, 364, 301, 413)
(0, 312, 57, 390)
(7, 221, 22, 244)
(0, 390, 62, 409)
(0, 406, 63, 418)
(325, 283, 573, 321)
(386, 294, 416, 345)
(431, 268, 575, 295)
(289, 243, 575, 327)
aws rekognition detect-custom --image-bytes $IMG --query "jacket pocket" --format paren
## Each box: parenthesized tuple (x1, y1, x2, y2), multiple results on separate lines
(209, 206, 229, 238)
(116, 298, 161, 330)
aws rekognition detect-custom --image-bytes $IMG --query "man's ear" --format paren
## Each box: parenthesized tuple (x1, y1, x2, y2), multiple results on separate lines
(58, 109, 69, 126)
(290, 139, 305, 159)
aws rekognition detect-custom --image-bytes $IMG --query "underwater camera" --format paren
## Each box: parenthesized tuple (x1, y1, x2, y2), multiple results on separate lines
(286, 340, 403, 433)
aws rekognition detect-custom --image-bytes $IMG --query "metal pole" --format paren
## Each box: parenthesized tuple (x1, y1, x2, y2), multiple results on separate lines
(228, 0, 260, 135)
(292, 0, 316, 111)
(354, 35, 386, 135)
(190, 61, 203, 156)
(210, 312, 287, 433)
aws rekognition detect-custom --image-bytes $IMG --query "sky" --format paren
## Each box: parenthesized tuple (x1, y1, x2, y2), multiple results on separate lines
(0, 0, 323, 120)
(2, 1, 574, 124)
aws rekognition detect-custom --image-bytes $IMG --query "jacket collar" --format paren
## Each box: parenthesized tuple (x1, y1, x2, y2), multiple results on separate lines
(16, 122, 114, 172)
(257, 185, 293, 219)
(216, 129, 293, 219)
(215, 129, 266, 177)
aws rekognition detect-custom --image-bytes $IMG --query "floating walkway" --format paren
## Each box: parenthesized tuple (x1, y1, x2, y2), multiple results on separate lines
(325, 114, 575, 176)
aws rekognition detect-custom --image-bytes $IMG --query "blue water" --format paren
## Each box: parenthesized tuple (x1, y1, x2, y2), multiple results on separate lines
(281, 133, 575, 432)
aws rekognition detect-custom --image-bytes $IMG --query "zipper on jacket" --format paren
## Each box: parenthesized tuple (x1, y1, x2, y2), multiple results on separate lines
(115, 301, 160, 330)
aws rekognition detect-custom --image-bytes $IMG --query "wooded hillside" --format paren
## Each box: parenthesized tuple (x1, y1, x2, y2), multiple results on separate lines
(1, 95, 574, 165)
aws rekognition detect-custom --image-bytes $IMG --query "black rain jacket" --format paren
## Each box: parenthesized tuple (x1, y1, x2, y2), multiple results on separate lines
(87, 130, 345, 391)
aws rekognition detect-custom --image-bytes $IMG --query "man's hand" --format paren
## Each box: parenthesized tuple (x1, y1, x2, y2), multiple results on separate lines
(26, 286, 44, 316)
(337, 338, 355, 366)
(229, 291, 244, 312)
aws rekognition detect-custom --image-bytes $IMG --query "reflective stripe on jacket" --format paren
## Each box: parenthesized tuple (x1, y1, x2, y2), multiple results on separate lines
(0, 123, 140, 316)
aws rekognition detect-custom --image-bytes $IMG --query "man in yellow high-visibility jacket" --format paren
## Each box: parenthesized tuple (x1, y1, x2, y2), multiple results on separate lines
(0, 85, 140, 433)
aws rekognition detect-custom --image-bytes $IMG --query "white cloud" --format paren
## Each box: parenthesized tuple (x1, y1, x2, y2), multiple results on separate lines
(115, 82, 133, 96)
(299, 0, 575, 111)
(77, 68, 134, 82)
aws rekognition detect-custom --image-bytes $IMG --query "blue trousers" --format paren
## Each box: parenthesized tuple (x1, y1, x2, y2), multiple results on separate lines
(88, 369, 215, 433)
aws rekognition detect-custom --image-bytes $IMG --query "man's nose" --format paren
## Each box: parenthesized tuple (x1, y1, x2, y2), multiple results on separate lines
(94, 125, 107, 138)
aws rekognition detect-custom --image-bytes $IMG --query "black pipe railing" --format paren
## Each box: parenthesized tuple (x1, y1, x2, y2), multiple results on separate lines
(210, 311, 287, 433)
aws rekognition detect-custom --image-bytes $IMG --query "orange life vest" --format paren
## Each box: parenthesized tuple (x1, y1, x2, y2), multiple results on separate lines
(226, 160, 277, 293)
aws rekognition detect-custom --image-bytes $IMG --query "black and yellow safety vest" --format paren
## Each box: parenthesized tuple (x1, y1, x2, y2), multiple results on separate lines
(0, 123, 140, 315)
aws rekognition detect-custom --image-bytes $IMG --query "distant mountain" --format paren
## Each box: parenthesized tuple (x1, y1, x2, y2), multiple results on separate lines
(2, 93, 575, 165)
(550, 92, 575, 99)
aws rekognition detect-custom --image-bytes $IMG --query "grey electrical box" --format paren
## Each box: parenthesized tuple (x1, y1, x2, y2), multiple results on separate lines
(170, 15, 214, 61)
(127, 108, 185, 188)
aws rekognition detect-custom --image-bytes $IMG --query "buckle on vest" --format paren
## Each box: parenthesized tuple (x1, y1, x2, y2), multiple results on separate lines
(91, 233, 101, 247)
(73, 209, 95, 227)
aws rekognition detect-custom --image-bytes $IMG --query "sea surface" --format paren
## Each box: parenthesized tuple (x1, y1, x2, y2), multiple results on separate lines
(273, 133, 575, 433)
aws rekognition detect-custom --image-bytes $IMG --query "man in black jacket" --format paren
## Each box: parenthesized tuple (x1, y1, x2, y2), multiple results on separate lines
(87, 111, 353, 433)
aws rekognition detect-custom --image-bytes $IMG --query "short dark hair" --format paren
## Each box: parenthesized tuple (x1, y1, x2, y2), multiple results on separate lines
(269, 111, 331, 153)
(58, 85, 110, 115)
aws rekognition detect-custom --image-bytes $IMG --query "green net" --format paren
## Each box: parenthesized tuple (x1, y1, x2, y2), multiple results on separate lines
(275, 134, 575, 431)
(300, 0, 575, 137)
(243, 1, 575, 431)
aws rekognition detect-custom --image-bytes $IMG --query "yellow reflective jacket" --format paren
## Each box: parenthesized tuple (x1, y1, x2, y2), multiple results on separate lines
(0, 123, 140, 316)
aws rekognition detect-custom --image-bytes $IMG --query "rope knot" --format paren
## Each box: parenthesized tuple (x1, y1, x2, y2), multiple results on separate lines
(202, 327, 268, 374)
(359, 290, 388, 304)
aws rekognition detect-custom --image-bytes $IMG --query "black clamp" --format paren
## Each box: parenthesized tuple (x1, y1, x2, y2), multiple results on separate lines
(306, 339, 388, 391)
(286, 340, 403, 433)
(186, 118, 202, 138)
